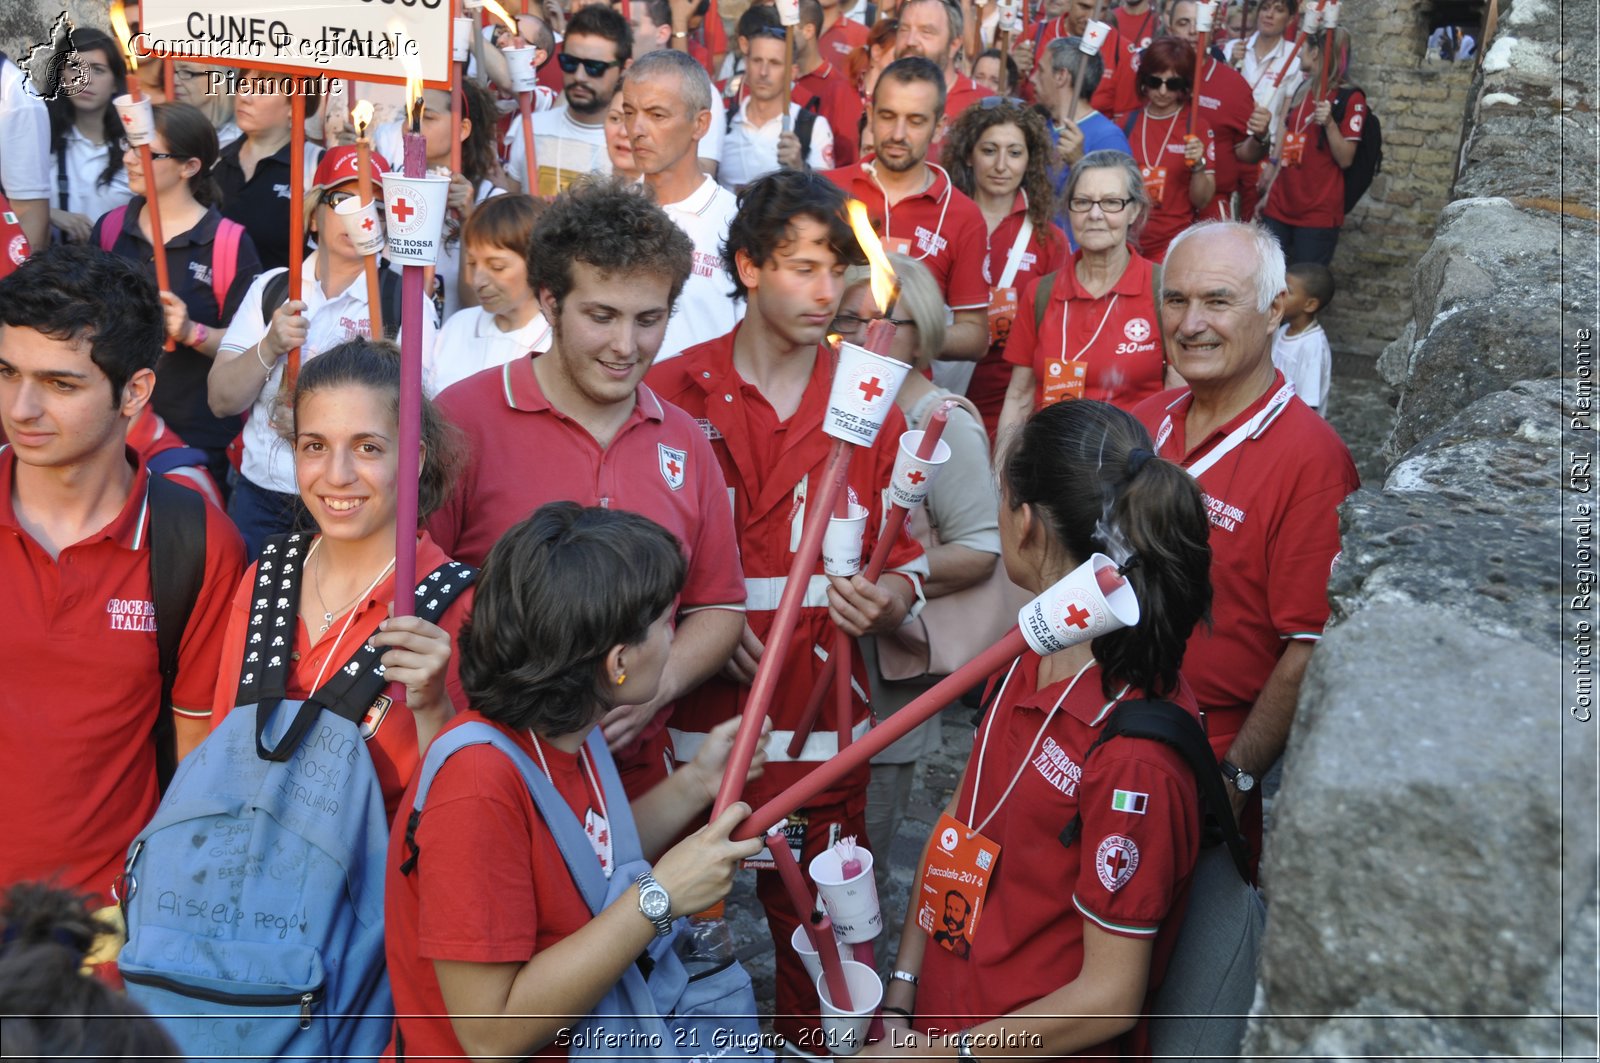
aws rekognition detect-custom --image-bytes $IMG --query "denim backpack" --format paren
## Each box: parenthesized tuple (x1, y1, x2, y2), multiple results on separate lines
(403, 722, 770, 1063)
(117, 532, 476, 1062)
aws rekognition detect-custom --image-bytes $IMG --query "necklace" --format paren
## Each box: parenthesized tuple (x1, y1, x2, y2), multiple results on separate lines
(306, 537, 396, 637)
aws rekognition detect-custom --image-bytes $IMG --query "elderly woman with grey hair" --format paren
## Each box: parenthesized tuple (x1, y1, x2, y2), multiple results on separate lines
(832, 253, 1009, 887)
(998, 149, 1183, 435)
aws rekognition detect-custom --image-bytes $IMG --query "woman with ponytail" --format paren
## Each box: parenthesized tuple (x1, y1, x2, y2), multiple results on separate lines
(871, 399, 1213, 1061)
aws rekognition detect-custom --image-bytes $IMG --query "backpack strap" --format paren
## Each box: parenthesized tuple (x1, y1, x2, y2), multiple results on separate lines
(379, 265, 405, 342)
(1033, 270, 1058, 330)
(1058, 699, 1252, 882)
(1122, 110, 1141, 138)
(99, 204, 127, 254)
(145, 446, 211, 479)
(147, 472, 209, 793)
(260, 269, 292, 327)
(795, 105, 819, 166)
(211, 218, 244, 316)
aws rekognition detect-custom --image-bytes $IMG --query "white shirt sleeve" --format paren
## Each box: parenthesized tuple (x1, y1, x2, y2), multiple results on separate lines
(218, 269, 281, 354)
(700, 87, 726, 167)
(0, 64, 51, 201)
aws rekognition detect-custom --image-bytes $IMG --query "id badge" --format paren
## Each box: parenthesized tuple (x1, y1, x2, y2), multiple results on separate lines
(889, 237, 913, 257)
(915, 813, 1000, 959)
(1281, 131, 1307, 166)
(987, 285, 1019, 347)
(743, 812, 809, 871)
(1041, 359, 1088, 406)
(1140, 164, 1168, 201)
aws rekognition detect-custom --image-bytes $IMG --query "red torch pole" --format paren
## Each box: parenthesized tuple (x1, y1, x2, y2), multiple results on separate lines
(768, 830, 854, 1009)
(393, 90, 428, 642)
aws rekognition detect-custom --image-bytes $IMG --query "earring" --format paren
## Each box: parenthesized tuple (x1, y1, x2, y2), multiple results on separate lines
(616, 671, 627, 686)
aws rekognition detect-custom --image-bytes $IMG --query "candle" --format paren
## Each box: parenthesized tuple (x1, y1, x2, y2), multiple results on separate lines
(483, 0, 540, 194)
(109, 1, 174, 353)
(768, 831, 853, 1010)
(393, 67, 429, 633)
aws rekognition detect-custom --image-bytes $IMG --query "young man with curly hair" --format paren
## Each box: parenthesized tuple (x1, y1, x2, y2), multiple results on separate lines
(427, 179, 746, 799)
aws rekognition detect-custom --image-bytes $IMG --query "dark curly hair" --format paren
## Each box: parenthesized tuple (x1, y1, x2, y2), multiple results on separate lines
(999, 401, 1212, 699)
(459, 503, 686, 736)
(723, 170, 864, 300)
(529, 177, 694, 310)
(0, 244, 163, 408)
(940, 98, 1062, 251)
(287, 339, 464, 522)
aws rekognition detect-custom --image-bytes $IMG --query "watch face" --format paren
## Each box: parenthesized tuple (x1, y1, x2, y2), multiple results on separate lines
(641, 885, 671, 920)
(1237, 773, 1256, 792)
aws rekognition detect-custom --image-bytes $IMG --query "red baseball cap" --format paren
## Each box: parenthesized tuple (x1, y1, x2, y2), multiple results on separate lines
(312, 144, 391, 194)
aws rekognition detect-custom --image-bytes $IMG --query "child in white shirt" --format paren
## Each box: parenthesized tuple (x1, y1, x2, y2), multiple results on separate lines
(1273, 261, 1334, 416)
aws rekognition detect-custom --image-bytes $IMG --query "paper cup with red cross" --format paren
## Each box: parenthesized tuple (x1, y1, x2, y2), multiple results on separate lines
(1322, 1, 1341, 28)
(791, 923, 850, 988)
(453, 17, 474, 61)
(821, 502, 869, 577)
(381, 173, 450, 266)
(888, 430, 952, 510)
(1195, 0, 1218, 30)
(824, 342, 911, 447)
(335, 195, 387, 257)
(1079, 20, 1112, 55)
(1017, 553, 1140, 655)
(113, 95, 156, 147)
(810, 846, 881, 943)
(1300, 4, 1322, 32)
(776, 0, 801, 27)
(816, 961, 883, 1055)
(504, 46, 540, 92)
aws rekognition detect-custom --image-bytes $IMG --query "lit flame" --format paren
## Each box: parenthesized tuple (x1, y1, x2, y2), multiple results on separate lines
(481, 0, 521, 35)
(109, 0, 138, 72)
(393, 22, 426, 128)
(351, 100, 375, 136)
(845, 199, 896, 316)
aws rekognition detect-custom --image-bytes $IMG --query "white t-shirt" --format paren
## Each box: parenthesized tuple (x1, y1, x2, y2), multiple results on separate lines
(0, 56, 50, 202)
(55, 125, 132, 221)
(218, 256, 441, 493)
(431, 305, 553, 395)
(719, 99, 836, 191)
(1272, 322, 1331, 414)
(1238, 32, 1303, 138)
(656, 175, 743, 361)
(505, 106, 611, 195)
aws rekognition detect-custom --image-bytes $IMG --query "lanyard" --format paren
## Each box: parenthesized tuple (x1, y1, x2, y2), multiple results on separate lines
(996, 216, 1035, 290)
(1058, 290, 1121, 364)
(1157, 380, 1296, 479)
(871, 161, 955, 263)
(968, 656, 1108, 837)
(1138, 108, 1182, 168)
(530, 733, 614, 875)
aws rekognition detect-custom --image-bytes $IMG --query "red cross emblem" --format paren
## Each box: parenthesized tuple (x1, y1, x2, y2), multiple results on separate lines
(906, 470, 926, 485)
(1062, 603, 1091, 629)
(121, 112, 134, 124)
(858, 376, 885, 402)
(665, 458, 681, 479)
(391, 198, 415, 223)
(1105, 847, 1129, 877)
(1096, 834, 1139, 892)
(360, 217, 375, 231)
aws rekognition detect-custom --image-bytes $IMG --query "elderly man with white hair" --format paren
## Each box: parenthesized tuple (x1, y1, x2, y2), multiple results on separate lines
(1133, 220, 1358, 870)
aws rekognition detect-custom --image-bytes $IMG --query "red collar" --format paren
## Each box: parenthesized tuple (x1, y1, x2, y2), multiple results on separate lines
(0, 445, 153, 551)
(502, 353, 666, 423)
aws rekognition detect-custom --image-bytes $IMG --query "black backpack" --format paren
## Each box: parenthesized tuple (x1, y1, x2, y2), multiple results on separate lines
(727, 94, 822, 166)
(147, 473, 209, 793)
(261, 267, 405, 341)
(1331, 85, 1382, 213)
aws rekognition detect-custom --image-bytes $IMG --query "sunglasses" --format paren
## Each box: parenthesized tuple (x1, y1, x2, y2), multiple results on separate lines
(323, 190, 360, 208)
(978, 95, 1029, 109)
(558, 52, 623, 77)
(751, 25, 789, 40)
(1141, 74, 1190, 92)
(118, 137, 190, 161)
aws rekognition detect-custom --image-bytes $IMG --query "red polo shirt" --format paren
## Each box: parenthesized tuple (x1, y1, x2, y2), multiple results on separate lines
(210, 532, 473, 820)
(385, 711, 600, 1063)
(1263, 88, 1367, 230)
(1190, 56, 1255, 203)
(1122, 109, 1216, 261)
(1133, 372, 1359, 752)
(820, 159, 991, 311)
(1003, 248, 1167, 412)
(943, 72, 997, 122)
(647, 327, 926, 808)
(1113, 5, 1158, 53)
(969, 197, 1069, 437)
(916, 654, 1200, 1052)
(794, 61, 864, 165)
(0, 447, 244, 905)
(819, 16, 869, 67)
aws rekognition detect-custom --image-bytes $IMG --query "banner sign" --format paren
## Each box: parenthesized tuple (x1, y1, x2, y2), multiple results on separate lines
(136, 0, 453, 86)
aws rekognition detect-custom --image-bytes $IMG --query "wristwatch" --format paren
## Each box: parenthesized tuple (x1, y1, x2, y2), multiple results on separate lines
(1220, 760, 1256, 793)
(956, 1029, 982, 1063)
(635, 872, 673, 937)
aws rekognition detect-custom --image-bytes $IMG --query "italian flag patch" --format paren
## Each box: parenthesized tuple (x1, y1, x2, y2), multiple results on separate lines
(1111, 789, 1148, 814)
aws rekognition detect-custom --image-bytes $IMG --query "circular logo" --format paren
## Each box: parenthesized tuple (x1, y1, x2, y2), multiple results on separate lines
(844, 364, 894, 415)
(8, 235, 27, 266)
(1048, 361, 1063, 377)
(1095, 834, 1140, 892)
(940, 827, 959, 851)
(1055, 591, 1101, 636)
(1124, 317, 1152, 343)
(386, 187, 431, 238)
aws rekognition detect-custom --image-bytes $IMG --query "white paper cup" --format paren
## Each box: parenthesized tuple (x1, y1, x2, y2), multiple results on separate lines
(1195, 0, 1218, 30)
(504, 45, 539, 92)
(888, 431, 952, 509)
(790, 923, 850, 987)
(1017, 552, 1140, 655)
(113, 95, 156, 146)
(814, 961, 883, 1056)
(809, 847, 881, 943)
(821, 503, 868, 577)
(1300, 5, 1322, 32)
(335, 195, 386, 257)
(776, 0, 801, 26)
(1080, 20, 1111, 55)
(1322, 1, 1340, 28)
(453, 17, 474, 61)
(824, 342, 911, 447)
(381, 173, 450, 266)
(998, 0, 1023, 32)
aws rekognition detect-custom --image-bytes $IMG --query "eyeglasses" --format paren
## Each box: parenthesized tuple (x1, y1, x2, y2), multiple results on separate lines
(1141, 74, 1190, 92)
(1066, 196, 1132, 213)
(978, 95, 1029, 109)
(323, 190, 359, 208)
(118, 137, 190, 160)
(557, 53, 623, 77)
(172, 66, 205, 81)
(831, 312, 915, 335)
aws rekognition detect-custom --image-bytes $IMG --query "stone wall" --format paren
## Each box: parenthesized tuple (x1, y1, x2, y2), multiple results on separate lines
(1243, 0, 1599, 1056)
(1320, 0, 1478, 360)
